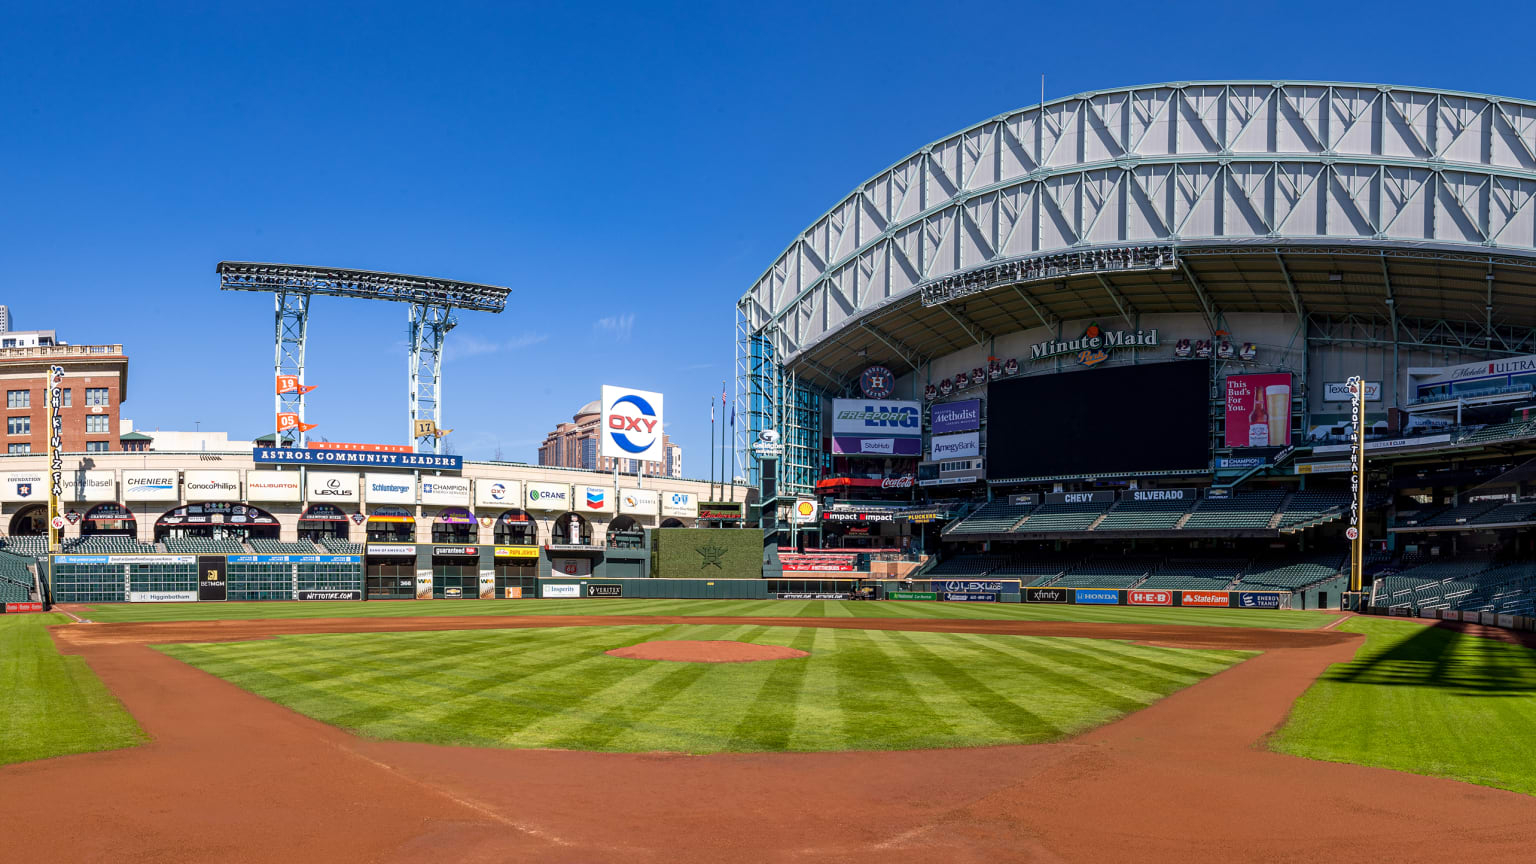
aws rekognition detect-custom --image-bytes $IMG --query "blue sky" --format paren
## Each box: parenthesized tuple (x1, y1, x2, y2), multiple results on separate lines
(2, 0, 1531, 475)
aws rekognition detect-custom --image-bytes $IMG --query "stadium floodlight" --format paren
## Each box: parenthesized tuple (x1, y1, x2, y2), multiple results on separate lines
(217, 262, 510, 453)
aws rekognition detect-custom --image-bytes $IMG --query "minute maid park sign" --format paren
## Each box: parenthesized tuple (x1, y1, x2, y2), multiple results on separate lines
(1029, 323, 1158, 367)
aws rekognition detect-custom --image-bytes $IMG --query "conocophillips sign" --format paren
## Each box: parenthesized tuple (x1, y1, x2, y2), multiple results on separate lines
(182, 470, 241, 502)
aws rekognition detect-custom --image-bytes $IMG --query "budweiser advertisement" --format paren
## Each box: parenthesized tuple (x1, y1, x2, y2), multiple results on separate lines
(1224, 373, 1292, 448)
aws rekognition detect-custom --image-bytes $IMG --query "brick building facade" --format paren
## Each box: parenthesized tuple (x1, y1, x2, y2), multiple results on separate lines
(538, 399, 681, 478)
(0, 344, 129, 454)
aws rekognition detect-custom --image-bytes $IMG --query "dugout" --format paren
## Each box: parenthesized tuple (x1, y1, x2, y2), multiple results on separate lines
(429, 544, 482, 599)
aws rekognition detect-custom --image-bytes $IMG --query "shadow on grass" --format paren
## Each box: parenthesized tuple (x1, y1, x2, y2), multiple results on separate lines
(1322, 622, 1536, 696)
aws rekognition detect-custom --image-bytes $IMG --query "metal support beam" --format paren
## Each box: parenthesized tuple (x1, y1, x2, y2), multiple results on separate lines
(859, 322, 925, 371)
(1381, 253, 1400, 395)
(1274, 253, 1306, 321)
(1012, 285, 1057, 330)
(275, 292, 310, 447)
(939, 304, 991, 347)
(408, 303, 455, 453)
(1094, 273, 1136, 329)
(1176, 257, 1221, 334)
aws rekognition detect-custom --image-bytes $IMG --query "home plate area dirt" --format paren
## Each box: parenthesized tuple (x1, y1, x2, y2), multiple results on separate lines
(6, 614, 1536, 863)
(605, 639, 810, 662)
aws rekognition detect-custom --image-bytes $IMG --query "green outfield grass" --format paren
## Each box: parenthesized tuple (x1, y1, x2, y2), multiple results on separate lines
(161, 623, 1253, 753)
(1271, 617, 1536, 795)
(77, 597, 1338, 629)
(0, 614, 145, 766)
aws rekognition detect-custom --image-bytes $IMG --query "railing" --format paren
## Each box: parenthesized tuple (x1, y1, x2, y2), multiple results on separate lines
(0, 343, 123, 358)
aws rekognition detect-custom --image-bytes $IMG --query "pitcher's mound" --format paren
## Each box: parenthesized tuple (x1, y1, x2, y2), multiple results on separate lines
(606, 640, 809, 663)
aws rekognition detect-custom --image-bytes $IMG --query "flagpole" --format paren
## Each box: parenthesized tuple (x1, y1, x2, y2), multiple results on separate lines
(709, 396, 716, 502)
(729, 399, 737, 503)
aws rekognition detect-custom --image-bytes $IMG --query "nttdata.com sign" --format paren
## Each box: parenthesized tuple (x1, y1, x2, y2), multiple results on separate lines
(600, 385, 665, 464)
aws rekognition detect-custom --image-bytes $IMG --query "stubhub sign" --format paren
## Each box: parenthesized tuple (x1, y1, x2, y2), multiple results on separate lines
(831, 399, 921, 457)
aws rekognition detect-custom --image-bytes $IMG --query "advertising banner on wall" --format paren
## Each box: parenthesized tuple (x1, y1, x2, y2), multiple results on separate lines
(307, 472, 360, 504)
(245, 470, 302, 502)
(931, 399, 981, 434)
(600, 384, 665, 463)
(475, 479, 521, 509)
(525, 482, 571, 510)
(420, 477, 470, 507)
(619, 488, 658, 516)
(122, 470, 179, 501)
(577, 485, 614, 513)
(831, 399, 922, 456)
(0, 471, 46, 503)
(254, 447, 461, 471)
(661, 491, 697, 518)
(364, 473, 415, 504)
(182, 470, 241, 502)
(1224, 373, 1292, 448)
(1323, 380, 1382, 402)
(551, 558, 592, 577)
(64, 470, 116, 503)
(543, 583, 581, 598)
(930, 431, 980, 460)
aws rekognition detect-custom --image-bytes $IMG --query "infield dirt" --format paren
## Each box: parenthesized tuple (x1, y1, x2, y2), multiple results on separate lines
(3, 614, 1533, 863)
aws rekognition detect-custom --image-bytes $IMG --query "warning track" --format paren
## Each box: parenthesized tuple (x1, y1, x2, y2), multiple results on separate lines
(3, 615, 1534, 863)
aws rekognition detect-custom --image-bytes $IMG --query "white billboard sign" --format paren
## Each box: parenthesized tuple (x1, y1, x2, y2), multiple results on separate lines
(420, 476, 471, 507)
(576, 485, 615, 514)
(64, 470, 116, 503)
(619, 488, 658, 516)
(123, 470, 179, 501)
(661, 491, 697, 518)
(475, 479, 521, 509)
(600, 384, 665, 463)
(307, 471, 360, 504)
(525, 482, 571, 510)
(930, 431, 980, 460)
(182, 470, 241, 502)
(245, 470, 302, 502)
(830, 399, 922, 456)
(1323, 381, 1382, 402)
(364, 473, 416, 504)
(0, 471, 47, 503)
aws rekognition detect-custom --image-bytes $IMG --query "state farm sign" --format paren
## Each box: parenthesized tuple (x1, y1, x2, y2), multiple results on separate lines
(1179, 590, 1230, 608)
(1128, 589, 1172, 606)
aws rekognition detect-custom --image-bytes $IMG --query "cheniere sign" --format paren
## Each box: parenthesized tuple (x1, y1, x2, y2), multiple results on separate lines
(253, 448, 462, 471)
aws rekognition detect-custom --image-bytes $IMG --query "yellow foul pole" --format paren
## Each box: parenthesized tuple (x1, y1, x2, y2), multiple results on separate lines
(1346, 375, 1366, 596)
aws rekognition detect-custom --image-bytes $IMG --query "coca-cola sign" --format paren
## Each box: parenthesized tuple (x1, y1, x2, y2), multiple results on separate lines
(881, 476, 915, 489)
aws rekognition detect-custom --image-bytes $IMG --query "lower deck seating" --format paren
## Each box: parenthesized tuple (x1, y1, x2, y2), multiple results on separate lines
(946, 502, 1033, 534)
(320, 537, 363, 555)
(928, 554, 1009, 577)
(1138, 558, 1245, 590)
(1183, 491, 1286, 530)
(1240, 554, 1345, 589)
(249, 538, 323, 555)
(1016, 502, 1110, 532)
(164, 537, 247, 555)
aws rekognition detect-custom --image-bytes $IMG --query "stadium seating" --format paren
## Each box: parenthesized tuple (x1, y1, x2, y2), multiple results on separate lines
(248, 538, 322, 555)
(1239, 553, 1345, 589)
(1015, 501, 1111, 532)
(0, 536, 47, 556)
(1182, 491, 1286, 530)
(1469, 501, 1536, 526)
(1094, 499, 1187, 532)
(319, 537, 363, 554)
(61, 536, 157, 554)
(1458, 421, 1536, 445)
(927, 554, 1009, 577)
(1415, 501, 1505, 528)
(778, 551, 859, 572)
(1138, 558, 1245, 590)
(946, 501, 1033, 534)
(163, 537, 248, 555)
(1277, 492, 1349, 530)
(990, 557, 1076, 586)
(1048, 557, 1158, 589)
(0, 551, 34, 603)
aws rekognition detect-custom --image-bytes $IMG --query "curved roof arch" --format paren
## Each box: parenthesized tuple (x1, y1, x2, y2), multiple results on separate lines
(740, 81, 1536, 367)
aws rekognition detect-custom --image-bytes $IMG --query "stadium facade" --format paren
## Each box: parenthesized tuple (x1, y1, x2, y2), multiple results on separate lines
(737, 81, 1536, 614)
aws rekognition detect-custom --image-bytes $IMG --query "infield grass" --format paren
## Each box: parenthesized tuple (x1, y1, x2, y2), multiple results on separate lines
(78, 597, 1338, 630)
(161, 623, 1252, 753)
(0, 614, 145, 766)
(1271, 617, 1536, 795)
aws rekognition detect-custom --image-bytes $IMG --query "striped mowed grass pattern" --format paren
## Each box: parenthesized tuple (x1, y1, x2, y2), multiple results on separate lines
(160, 624, 1253, 753)
(84, 597, 1337, 630)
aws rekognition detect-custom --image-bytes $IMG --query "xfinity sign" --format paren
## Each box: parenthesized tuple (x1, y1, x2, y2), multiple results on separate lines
(600, 385, 665, 463)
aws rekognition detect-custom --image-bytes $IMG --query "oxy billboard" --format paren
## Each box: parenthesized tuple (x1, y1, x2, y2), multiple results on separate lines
(930, 431, 980, 460)
(931, 399, 981, 434)
(475, 479, 521, 509)
(600, 385, 665, 463)
(831, 399, 921, 456)
(1225, 373, 1292, 448)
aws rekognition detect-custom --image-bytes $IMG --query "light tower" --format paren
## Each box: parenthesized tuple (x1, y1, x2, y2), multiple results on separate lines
(217, 262, 509, 453)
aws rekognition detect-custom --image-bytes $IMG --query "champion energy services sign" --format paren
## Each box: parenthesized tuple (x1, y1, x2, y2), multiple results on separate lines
(831, 399, 921, 456)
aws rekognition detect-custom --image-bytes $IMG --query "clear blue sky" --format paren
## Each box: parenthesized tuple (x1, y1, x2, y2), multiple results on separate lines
(1, 0, 1529, 475)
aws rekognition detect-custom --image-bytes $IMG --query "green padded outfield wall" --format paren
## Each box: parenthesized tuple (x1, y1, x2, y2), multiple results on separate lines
(651, 528, 763, 579)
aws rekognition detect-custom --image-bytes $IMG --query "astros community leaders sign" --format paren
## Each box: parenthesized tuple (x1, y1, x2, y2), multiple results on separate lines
(253, 447, 462, 471)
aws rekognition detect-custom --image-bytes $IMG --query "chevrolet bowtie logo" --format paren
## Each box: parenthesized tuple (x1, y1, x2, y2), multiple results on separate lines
(696, 545, 726, 569)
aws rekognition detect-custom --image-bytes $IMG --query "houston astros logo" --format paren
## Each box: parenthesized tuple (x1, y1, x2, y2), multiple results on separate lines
(607, 393, 660, 454)
(697, 544, 726, 568)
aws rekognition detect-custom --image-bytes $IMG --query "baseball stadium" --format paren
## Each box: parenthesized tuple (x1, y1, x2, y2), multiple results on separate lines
(4, 81, 1536, 862)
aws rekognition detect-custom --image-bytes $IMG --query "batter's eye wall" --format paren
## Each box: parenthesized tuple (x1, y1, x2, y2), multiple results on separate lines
(650, 528, 763, 579)
(987, 360, 1212, 479)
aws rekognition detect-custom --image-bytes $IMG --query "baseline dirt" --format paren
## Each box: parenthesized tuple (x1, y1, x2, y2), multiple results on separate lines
(1, 614, 1531, 863)
(605, 639, 810, 662)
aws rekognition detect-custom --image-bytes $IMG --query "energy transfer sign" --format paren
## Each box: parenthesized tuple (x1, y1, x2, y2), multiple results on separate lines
(600, 385, 665, 463)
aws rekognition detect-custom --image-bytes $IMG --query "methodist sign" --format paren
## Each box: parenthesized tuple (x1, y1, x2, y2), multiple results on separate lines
(831, 399, 921, 456)
(600, 385, 665, 463)
(931, 399, 981, 434)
